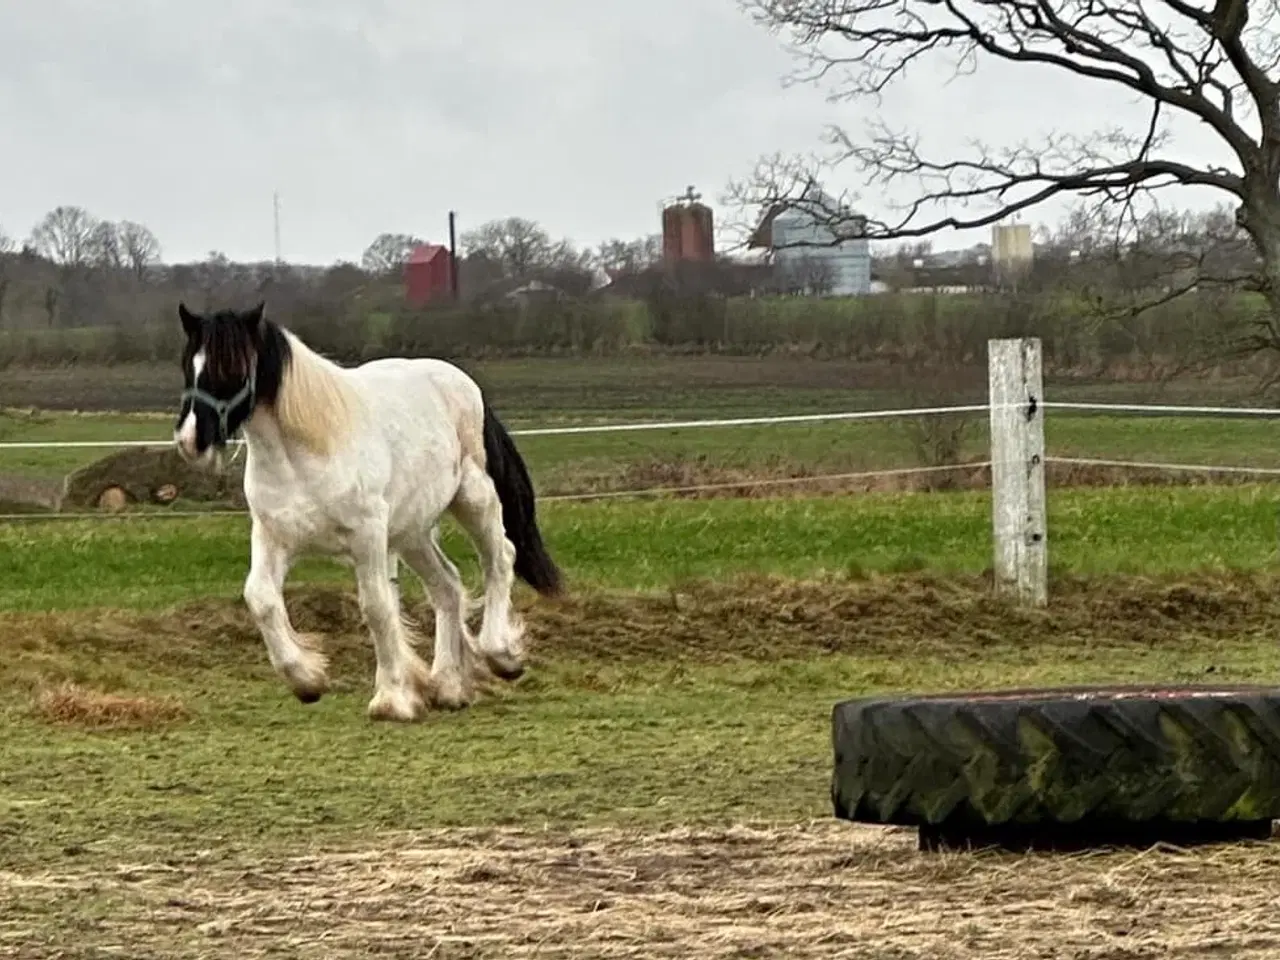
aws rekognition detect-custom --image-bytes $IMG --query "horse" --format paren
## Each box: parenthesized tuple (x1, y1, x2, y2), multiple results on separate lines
(172, 301, 562, 722)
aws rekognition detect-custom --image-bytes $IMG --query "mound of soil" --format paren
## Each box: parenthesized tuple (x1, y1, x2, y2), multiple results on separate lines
(6, 571, 1280, 689)
(0, 474, 62, 513)
(61, 446, 246, 510)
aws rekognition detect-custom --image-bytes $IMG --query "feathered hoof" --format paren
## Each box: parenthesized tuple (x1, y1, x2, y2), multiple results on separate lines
(282, 645, 330, 704)
(484, 651, 526, 682)
(426, 669, 475, 711)
(366, 685, 425, 723)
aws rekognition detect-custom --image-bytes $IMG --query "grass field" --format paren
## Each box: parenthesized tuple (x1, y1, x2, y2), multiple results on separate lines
(7, 359, 1280, 956)
(5, 486, 1280, 955)
(5, 356, 1280, 512)
(6, 398, 1280, 506)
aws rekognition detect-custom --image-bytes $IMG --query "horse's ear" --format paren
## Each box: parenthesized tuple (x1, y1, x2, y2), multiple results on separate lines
(241, 301, 265, 332)
(178, 302, 200, 338)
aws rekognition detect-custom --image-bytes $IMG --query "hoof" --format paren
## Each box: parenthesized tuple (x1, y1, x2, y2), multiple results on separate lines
(286, 673, 329, 704)
(484, 651, 526, 682)
(282, 643, 330, 705)
(427, 671, 474, 711)
(366, 687, 424, 723)
(427, 688, 472, 711)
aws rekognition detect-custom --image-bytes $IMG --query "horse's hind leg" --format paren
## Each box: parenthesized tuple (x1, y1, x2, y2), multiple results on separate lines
(353, 523, 432, 723)
(449, 458, 526, 681)
(398, 526, 477, 709)
(243, 518, 329, 703)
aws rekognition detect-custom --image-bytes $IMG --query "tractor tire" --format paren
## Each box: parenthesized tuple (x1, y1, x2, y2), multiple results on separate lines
(832, 685, 1280, 840)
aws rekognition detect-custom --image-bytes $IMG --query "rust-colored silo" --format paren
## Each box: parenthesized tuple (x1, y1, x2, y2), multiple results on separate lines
(662, 205, 685, 262)
(661, 186, 715, 263)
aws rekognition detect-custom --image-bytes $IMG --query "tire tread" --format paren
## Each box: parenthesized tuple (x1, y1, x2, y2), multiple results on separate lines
(832, 687, 1280, 826)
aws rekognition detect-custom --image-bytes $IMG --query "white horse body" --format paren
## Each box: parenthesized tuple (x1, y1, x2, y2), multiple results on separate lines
(174, 305, 561, 722)
(242, 351, 480, 559)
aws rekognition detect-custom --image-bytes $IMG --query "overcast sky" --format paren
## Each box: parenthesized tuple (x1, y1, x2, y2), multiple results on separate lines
(0, 0, 1235, 266)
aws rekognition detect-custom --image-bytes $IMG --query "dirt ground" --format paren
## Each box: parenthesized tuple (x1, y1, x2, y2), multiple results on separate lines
(4, 821, 1280, 958)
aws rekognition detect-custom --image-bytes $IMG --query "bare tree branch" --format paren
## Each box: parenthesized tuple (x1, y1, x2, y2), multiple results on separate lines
(461, 218, 595, 281)
(730, 0, 1280, 349)
(732, 1, 1270, 232)
(88, 221, 122, 270)
(0, 226, 12, 327)
(28, 206, 99, 267)
(118, 221, 162, 281)
(361, 233, 423, 275)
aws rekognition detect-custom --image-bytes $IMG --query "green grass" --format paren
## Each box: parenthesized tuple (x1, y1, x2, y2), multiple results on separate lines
(8, 406, 1280, 499)
(5, 485, 1280, 611)
(5, 417, 1280, 874)
(0, 409, 173, 479)
(4, 352, 1280, 508)
(8, 351, 1280, 956)
(11, 635, 1274, 869)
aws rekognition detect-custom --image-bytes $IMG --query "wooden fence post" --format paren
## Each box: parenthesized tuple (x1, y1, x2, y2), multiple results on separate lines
(988, 338, 1048, 606)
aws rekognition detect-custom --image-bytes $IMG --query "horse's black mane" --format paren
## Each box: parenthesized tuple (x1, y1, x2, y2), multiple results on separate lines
(199, 308, 293, 406)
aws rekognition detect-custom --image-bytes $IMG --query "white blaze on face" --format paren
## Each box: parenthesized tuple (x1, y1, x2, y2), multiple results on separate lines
(175, 349, 205, 456)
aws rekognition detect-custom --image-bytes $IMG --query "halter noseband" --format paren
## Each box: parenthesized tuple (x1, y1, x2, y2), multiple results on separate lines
(181, 363, 257, 445)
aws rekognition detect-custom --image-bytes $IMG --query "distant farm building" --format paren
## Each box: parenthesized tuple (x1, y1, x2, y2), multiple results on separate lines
(661, 187, 715, 263)
(749, 187, 872, 296)
(403, 243, 455, 305)
(991, 222, 1034, 287)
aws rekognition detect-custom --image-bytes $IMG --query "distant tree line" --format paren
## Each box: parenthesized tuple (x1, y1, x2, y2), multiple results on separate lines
(0, 200, 1269, 381)
(0, 206, 675, 331)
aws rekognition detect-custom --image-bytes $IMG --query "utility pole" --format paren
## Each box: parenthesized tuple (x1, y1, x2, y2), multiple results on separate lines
(448, 210, 459, 299)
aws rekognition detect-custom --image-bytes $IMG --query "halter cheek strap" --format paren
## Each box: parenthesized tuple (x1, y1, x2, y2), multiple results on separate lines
(180, 365, 257, 444)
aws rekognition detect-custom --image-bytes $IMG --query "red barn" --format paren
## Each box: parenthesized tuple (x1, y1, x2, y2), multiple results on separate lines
(403, 243, 454, 305)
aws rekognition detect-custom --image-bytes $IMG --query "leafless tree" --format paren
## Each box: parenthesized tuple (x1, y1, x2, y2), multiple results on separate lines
(777, 253, 837, 295)
(88, 220, 123, 270)
(42, 285, 58, 327)
(871, 239, 937, 290)
(29, 205, 99, 267)
(1028, 198, 1255, 306)
(0, 226, 12, 324)
(595, 235, 663, 276)
(461, 217, 592, 280)
(733, 0, 1280, 339)
(118, 221, 162, 280)
(193, 251, 249, 306)
(461, 217, 552, 278)
(361, 232, 424, 275)
(318, 261, 367, 301)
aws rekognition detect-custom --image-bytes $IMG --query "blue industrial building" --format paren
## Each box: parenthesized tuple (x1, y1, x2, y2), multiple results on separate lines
(748, 186, 872, 296)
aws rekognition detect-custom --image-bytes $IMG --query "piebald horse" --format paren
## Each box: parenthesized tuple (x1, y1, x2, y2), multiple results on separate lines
(172, 301, 562, 721)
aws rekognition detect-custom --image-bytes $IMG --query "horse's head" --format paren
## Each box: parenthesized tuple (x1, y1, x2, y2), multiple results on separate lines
(174, 301, 265, 465)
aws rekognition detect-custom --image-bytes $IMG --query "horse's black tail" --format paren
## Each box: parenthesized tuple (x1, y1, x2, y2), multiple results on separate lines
(481, 401, 563, 597)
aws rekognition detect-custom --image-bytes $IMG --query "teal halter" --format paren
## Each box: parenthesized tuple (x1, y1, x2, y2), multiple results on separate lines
(180, 364, 257, 445)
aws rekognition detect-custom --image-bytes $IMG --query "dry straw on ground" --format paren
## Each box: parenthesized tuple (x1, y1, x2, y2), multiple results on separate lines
(4, 822, 1280, 958)
(32, 681, 188, 730)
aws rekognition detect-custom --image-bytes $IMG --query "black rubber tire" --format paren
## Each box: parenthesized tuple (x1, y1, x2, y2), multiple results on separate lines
(832, 684, 1280, 829)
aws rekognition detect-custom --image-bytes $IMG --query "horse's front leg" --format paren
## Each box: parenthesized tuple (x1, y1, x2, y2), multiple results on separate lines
(244, 518, 329, 703)
(388, 549, 401, 604)
(353, 528, 432, 722)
